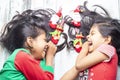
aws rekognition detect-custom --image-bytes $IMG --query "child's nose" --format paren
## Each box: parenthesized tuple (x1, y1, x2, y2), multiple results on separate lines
(86, 35, 90, 39)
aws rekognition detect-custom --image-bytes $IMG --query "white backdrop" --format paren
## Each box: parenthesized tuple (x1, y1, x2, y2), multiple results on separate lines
(0, 0, 120, 80)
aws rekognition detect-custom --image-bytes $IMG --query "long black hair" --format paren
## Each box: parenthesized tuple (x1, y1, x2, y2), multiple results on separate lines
(0, 9, 52, 53)
(0, 8, 67, 53)
(94, 18, 120, 65)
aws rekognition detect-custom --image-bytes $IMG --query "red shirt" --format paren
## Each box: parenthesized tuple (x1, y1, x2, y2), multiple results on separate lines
(15, 50, 54, 80)
(88, 44, 118, 80)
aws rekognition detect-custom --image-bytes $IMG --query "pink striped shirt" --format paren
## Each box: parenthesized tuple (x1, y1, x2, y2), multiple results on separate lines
(96, 44, 115, 62)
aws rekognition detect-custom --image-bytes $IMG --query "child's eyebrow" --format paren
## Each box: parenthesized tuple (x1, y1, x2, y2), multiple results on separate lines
(91, 30, 95, 33)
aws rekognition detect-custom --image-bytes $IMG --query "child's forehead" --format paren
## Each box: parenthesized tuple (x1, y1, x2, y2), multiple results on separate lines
(90, 25, 99, 32)
(37, 33, 46, 39)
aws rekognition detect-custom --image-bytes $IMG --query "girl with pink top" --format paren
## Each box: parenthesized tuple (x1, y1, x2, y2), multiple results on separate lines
(61, 17, 120, 80)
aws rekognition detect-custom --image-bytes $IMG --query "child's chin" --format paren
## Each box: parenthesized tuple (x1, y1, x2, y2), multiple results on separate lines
(42, 54, 45, 58)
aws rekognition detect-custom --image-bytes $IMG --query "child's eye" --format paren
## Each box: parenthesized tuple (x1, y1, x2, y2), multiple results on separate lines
(91, 32, 94, 35)
(44, 39, 47, 42)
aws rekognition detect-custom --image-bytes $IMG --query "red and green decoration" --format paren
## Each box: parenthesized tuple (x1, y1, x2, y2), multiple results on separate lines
(49, 7, 62, 29)
(49, 8, 64, 44)
(73, 33, 84, 53)
(50, 20, 64, 44)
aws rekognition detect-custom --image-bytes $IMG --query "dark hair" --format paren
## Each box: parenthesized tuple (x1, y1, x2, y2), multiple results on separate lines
(0, 9, 52, 53)
(64, 1, 110, 50)
(94, 18, 120, 65)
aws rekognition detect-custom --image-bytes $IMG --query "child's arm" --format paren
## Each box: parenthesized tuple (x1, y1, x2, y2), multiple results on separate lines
(45, 41, 57, 66)
(75, 43, 114, 72)
(61, 43, 114, 80)
(60, 42, 90, 80)
(60, 66, 79, 80)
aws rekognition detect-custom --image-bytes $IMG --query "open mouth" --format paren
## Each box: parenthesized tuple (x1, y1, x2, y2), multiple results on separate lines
(87, 41, 92, 46)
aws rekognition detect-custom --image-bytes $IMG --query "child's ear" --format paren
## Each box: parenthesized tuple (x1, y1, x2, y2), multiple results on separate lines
(26, 37, 33, 48)
(105, 36, 112, 44)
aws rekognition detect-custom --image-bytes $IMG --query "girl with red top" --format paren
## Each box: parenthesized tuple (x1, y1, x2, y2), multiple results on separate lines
(0, 9, 57, 80)
(61, 18, 120, 80)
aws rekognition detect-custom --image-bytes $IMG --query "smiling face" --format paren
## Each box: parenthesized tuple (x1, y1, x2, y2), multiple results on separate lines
(32, 33, 48, 59)
(87, 24, 109, 53)
(26, 30, 49, 60)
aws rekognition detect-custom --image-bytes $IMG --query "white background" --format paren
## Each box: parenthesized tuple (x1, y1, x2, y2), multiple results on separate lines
(0, 0, 120, 80)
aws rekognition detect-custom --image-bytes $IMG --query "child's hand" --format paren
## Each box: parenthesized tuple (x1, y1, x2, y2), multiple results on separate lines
(45, 41, 57, 66)
(82, 41, 90, 48)
(81, 41, 90, 54)
(46, 41, 57, 56)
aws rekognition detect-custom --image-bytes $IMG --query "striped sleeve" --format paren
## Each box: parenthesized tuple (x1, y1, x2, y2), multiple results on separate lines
(96, 44, 116, 62)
